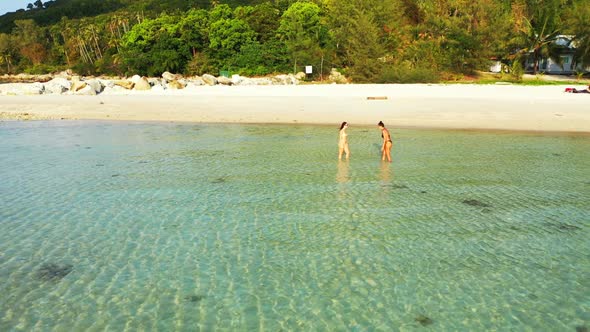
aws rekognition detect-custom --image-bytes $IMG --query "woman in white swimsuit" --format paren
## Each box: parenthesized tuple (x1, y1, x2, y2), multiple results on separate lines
(338, 122, 350, 160)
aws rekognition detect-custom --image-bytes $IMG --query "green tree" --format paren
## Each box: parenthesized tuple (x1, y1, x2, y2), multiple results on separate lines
(120, 14, 191, 75)
(209, 16, 257, 69)
(563, 0, 590, 69)
(13, 19, 47, 66)
(278, 1, 330, 74)
(178, 9, 210, 57)
(0, 33, 17, 73)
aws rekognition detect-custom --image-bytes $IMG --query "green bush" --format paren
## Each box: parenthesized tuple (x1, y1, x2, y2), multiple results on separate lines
(23, 64, 64, 75)
(377, 65, 440, 83)
(510, 61, 523, 81)
(71, 62, 96, 76)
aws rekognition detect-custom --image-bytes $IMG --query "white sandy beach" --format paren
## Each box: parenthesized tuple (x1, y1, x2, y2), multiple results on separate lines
(1, 84, 589, 132)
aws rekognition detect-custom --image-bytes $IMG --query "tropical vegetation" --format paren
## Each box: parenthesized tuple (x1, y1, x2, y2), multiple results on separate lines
(0, 0, 588, 82)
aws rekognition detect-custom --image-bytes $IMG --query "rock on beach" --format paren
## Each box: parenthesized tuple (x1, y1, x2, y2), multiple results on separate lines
(0, 71, 307, 96)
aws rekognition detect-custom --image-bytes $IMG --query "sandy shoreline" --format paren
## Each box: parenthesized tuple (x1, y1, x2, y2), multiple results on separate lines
(1, 84, 589, 132)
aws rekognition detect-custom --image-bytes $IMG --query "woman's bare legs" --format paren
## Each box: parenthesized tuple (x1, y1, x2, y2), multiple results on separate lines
(384, 141, 392, 162)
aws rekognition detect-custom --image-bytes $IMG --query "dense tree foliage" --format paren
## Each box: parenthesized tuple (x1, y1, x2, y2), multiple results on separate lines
(0, 0, 588, 81)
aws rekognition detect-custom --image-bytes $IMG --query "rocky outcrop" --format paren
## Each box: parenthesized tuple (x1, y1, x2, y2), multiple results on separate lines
(74, 85, 96, 95)
(0, 82, 45, 95)
(129, 75, 142, 84)
(295, 72, 306, 80)
(0, 70, 336, 96)
(70, 81, 87, 92)
(162, 71, 182, 82)
(201, 74, 218, 86)
(44, 78, 71, 94)
(217, 76, 233, 85)
(328, 69, 348, 84)
(134, 77, 151, 90)
(114, 80, 135, 90)
(272, 74, 298, 85)
(85, 79, 104, 93)
(167, 80, 186, 89)
(187, 77, 205, 87)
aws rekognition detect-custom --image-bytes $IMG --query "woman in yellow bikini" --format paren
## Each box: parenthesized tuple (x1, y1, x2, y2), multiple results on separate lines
(378, 121, 392, 162)
(338, 122, 350, 160)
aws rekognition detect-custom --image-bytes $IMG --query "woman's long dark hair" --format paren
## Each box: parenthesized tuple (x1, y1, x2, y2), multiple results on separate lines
(378, 121, 384, 127)
(340, 122, 347, 130)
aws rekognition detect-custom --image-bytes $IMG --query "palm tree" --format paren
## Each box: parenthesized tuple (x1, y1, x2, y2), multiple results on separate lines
(511, 16, 560, 74)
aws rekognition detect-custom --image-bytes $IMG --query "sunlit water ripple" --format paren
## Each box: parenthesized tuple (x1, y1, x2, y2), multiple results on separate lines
(0, 120, 588, 331)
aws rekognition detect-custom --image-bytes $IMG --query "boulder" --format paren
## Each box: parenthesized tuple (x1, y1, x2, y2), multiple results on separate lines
(134, 77, 151, 90)
(129, 75, 142, 84)
(102, 85, 128, 94)
(167, 80, 186, 89)
(231, 74, 244, 85)
(187, 77, 205, 86)
(74, 85, 96, 95)
(201, 74, 218, 86)
(329, 69, 348, 84)
(85, 79, 104, 94)
(148, 78, 164, 87)
(273, 74, 298, 85)
(55, 69, 74, 78)
(217, 76, 233, 85)
(44, 78, 71, 94)
(162, 71, 182, 82)
(251, 78, 272, 85)
(71, 81, 87, 92)
(151, 85, 167, 93)
(114, 80, 135, 90)
(99, 79, 115, 88)
(295, 72, 306, 80)
(22, 82, 45, 95)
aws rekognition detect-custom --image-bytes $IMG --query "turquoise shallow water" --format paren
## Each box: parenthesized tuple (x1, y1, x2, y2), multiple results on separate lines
(0, 121, 589, 331)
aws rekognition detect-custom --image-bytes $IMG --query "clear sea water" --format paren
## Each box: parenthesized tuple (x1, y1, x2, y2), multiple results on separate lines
(0, 120, 588, 331)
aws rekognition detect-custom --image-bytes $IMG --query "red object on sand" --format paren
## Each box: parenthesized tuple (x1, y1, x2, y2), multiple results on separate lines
(565, 88, 573, 92)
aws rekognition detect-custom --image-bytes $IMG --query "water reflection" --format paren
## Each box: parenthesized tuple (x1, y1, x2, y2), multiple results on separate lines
(379, 161, 392, 184)
(336, 160, 350, 183)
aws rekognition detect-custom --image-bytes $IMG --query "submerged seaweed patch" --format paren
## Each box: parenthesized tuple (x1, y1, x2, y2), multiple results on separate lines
(415, 314, 433, 326)
(462, 199, 491, 208)
(576, 326, 588, 332)
(556, 223, 581, 231)
(184, 295, 205, 303)
(36, 263, 73, 281)
(212, 177, 227, 184)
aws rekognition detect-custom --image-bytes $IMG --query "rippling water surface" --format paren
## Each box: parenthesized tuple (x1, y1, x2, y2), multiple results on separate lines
(0, 121, 588, 331)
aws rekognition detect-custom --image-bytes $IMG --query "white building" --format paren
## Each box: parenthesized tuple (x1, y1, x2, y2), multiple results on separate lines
(524, 35, 589, 74)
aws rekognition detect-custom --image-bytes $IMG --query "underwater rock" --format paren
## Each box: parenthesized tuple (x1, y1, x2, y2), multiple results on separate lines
(212, 177, 227, 184)
(415, 314, 433, 326)
(36, 263, 73, 281)
(556, 223, 581, 231)
(462, 199, 491, 208)
(576, 326, 588, 332)
(184, 294, 204, 303)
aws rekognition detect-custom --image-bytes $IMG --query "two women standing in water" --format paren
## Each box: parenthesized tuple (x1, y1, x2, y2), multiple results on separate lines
(338, 121, 393, 162)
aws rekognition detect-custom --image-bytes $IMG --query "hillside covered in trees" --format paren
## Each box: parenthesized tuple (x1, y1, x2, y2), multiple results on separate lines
(0, 0, 588, 82)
